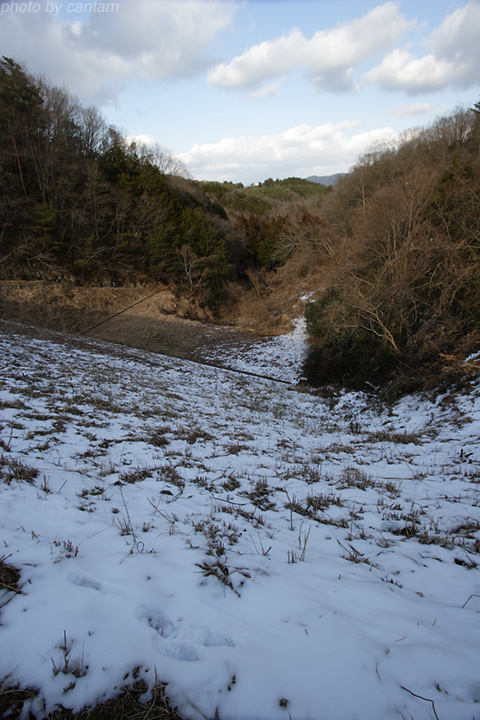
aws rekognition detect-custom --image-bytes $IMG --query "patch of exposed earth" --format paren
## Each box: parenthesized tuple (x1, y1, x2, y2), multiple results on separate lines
(0, 281, 307, 383)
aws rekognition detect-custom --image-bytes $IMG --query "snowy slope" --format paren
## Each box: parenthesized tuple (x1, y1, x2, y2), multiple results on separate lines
(1, 325, 480, 720)
(199, 316, 309, 384)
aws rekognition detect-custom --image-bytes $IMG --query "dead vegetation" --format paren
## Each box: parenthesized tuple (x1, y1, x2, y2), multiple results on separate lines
(0, 455, 38, 485)
(0, 555, 21, 596)
(0, 677, 184, 720)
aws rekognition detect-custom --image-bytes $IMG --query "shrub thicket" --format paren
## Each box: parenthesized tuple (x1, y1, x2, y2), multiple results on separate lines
(303, 104, 480, 390)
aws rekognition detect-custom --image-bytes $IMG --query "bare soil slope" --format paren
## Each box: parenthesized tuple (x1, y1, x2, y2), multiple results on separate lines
(0, 281, 263, 364)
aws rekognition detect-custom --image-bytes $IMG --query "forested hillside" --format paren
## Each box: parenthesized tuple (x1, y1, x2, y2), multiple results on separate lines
(0, 57, 232, 308)
(0, 57, 327, 310)
(1, 56, 480, 391)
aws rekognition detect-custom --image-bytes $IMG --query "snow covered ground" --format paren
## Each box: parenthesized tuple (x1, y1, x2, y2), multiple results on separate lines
(1, 323, 480, 720)
(199, 316, 309, 384)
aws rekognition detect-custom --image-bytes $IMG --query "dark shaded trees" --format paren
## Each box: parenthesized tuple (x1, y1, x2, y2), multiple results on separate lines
(0, 58, 231, 305)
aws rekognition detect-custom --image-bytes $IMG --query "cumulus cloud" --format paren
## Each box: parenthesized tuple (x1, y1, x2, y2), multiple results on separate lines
(430, 0, 480, 63)
(364, 50, 461, 93)
(208, 2, 411, 93)
(0, 0, 234, 104)
(364, 0, 480, 93)
(249, 80, 284, 99)
(389, 103, 436, 117)
(208, 27, 305, 90)
(125, 134, 157, 147)
(178, 121, 398, 184)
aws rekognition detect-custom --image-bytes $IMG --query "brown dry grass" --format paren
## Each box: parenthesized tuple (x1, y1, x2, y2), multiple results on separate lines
(0, 281, 179, 335)
(0, 679, 185, 719)
(0, 257, 326, 342)
(0, 556, 21, 594)
(218, 244, 351, 336)
(0, 284, 266, 374)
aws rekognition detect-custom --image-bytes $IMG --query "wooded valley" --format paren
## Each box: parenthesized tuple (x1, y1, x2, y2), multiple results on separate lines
(1, 56, 480, 391)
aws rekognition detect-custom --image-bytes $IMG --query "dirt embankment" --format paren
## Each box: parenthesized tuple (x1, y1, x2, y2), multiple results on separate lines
(0, 281, 263, 362)
(0, 281, 184, 333)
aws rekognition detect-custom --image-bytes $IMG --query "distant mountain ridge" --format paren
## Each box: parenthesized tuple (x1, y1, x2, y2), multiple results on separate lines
(306, 173, 345, 186)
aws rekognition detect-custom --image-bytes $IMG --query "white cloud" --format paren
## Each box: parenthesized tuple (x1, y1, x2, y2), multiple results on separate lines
(1, 0, 235, 104)
(389, 103, 436, 117)
(125, 134, 157, 147)
(208, 2, 411, 93)
(430, 0, 480, 63)
(364, 49, 461, 93)
(178, 121, 398, 184)
(364, 0, 480, 93)
(208, 27, 305, 90)
(249, 80, 284, 99)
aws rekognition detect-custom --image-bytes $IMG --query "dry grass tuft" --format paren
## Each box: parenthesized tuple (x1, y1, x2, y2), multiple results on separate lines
(0, 555, 21, 594)
(0, 683, 38, 719)
(0, 455, 38, 485)
(0, 679, 185, 719)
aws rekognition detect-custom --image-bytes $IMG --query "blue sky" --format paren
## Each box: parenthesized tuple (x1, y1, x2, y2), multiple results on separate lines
(2, 0, 480, 184)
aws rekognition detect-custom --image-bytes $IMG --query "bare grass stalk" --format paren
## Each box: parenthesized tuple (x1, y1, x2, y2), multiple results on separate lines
(148, 499, 177, 534)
